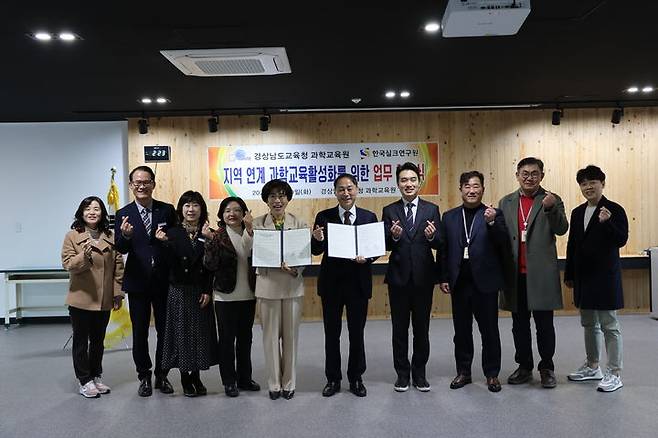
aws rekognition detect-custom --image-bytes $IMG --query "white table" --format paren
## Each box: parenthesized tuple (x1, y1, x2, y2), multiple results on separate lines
(2, 268, 69, 328)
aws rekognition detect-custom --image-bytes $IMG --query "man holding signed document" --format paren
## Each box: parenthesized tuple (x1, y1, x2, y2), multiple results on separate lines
(311, 174, 380, 398)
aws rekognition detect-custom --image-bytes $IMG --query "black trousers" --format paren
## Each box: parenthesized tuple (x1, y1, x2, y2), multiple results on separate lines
(128, 288, 168, 380)
(69, 306, 111, 385)
(450, 273, 501, 378)
(214, 299, 256, 386)
(388, 282, 434, 380)
(321, 290, 369, 383)
(511, 274, 556, 371)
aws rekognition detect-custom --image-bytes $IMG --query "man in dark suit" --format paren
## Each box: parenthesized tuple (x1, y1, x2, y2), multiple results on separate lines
(311, 173, 378, 397)
(115, 165, 177, 396)
(382, 162, 441, 392)
(438, 171, 509, 393)
(564, 165, 628, 392)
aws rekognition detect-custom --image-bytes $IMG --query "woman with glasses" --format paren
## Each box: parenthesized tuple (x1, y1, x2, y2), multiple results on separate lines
(203, 196, 261, 397)
(253, 179, 307, 400)
(157, 190, 218, 397)
(61, 196, 124, 398)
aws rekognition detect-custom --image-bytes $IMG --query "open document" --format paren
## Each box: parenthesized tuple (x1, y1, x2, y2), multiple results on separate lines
(327, 221, 386, 260)
(252, 228, 312, 267)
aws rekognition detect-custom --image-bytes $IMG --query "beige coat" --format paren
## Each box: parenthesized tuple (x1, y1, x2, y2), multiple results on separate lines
(61, 229, 124, 311)
(253, 212, 307, 300)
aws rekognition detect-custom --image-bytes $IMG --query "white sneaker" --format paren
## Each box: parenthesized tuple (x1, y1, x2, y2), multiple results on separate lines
(568, 363, 603, 381)
(93, 377, 111, 394)
(597, 373, 623, 392)
(79, 381, 100, 398)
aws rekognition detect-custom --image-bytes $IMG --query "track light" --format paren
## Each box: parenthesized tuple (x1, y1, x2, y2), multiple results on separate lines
(208, 114, 219, 133)
(138, 118, 149, 134)
(551, 109, 563, 126)
(259, 114, 271, 132)
(611, 108, 623, 125)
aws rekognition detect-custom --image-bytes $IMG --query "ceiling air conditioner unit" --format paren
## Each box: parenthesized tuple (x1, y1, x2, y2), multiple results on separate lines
(442, 0, 531, 37)
(160, 47, 291, 77)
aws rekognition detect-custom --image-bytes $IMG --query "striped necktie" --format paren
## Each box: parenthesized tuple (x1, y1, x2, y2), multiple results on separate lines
(141, 207, 151, 235)
(343, 211, 352, 225)
(406, 203, 414, 231)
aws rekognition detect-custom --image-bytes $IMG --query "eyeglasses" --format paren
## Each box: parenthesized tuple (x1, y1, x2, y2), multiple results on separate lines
(130, 180, 154, 188)
(519, 172, 541, 180)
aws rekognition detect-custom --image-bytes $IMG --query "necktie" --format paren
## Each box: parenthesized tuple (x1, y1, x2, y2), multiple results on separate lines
(406, 203, 414, 230)
(344, 211, 352, 225)
(141, 207, 151, 235)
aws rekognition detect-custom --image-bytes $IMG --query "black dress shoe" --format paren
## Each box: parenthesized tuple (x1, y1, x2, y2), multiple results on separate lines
(349, 380, 367, 397)
(192, 379, 207, 396)
(237, 380, 261, 392)
(155, 376, 174, 394)
(412, 376, 431, 392)
(268, 390, 281, 400)
(322, 381, 341, 397)
(450, 374, 473, 389)
(540, 369, 557, 388)
(394, 376, 410, 392)
(138, 378, 152, 397)
(487, 376, 502, 393)
(282, 390, 295, 400)
(507, 367, 532, 385)
(180, 373, 196, 397)
(225, 383, 240, 398)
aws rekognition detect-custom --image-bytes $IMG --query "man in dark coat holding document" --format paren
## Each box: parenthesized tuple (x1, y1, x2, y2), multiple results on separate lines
(439, 171, 509, 393)
(312, 173, 379, 397)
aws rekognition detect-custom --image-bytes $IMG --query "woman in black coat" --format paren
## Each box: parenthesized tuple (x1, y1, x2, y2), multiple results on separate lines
(157, 191, 218, 397)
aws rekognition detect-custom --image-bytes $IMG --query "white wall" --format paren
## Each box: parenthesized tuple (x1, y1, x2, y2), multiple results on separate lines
(0, 121, 128, 318)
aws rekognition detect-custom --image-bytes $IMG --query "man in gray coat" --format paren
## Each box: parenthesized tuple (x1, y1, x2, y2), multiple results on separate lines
(499, 157, 568, 388)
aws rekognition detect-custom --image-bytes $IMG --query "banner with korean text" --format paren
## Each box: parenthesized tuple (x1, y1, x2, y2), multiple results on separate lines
(208, 142, 439, 200)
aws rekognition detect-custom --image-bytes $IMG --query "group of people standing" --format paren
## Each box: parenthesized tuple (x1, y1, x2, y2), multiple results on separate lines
(61, 157, 628, 399)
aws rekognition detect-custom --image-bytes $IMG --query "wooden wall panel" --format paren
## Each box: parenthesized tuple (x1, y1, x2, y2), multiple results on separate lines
(127, 108, 657, 318)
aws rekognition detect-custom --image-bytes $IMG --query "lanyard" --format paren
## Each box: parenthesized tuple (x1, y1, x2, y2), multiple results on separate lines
(461, 208, 476, 247)
(519, 198, 532, 230)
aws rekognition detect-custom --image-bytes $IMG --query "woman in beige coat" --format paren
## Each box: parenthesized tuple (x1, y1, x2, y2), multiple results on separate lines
(253, 180, 307, 400)
(61, 196, 124, 398)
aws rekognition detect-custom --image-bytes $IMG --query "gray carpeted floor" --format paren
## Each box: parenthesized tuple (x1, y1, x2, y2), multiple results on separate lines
(1, 315, 657, 438)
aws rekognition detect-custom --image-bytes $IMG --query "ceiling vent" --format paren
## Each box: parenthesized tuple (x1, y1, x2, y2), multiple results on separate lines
(160, 47, 291, 77)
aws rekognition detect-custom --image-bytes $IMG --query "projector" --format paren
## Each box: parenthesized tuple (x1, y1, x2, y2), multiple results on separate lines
(442, 0, 531, 38)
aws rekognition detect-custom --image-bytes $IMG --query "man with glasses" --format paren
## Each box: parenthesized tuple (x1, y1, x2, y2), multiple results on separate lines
(499, 157, 568, 388)
(115, 165, 176, 396)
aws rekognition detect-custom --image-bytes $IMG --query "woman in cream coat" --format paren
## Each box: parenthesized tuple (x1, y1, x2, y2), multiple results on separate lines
(253, 179, 307, 400)
(61, 196, 124, 398)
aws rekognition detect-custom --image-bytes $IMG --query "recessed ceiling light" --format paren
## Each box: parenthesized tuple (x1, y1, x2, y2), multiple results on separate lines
(58, 32, 77, 41)
(400, 91, 411, 98)
(385, 91, 396, 99)
(140, 97, 152, 104)
(424, 22, 440, 33)
(351, 97, 362, 104)
(642, 86, 654, 93)
(155, 97, 169, 104)
(626, 86, 639, 93)
(34, 32, 52, 41)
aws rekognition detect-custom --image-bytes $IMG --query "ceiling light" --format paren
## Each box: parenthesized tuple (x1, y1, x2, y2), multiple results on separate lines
(58, 32, 76, 41)
(351, 97, 362, 104)
(385, 91, 396, 99)
(400, 91, 411, 98)
(551, 109, 563, 126)
(138, 118, 149, 135)
(140, 97, 152, 104)
(627, 86, 639, 93)
(642, 86, 654, 93)
(155, 97, 169, 104)
(424, 22, 440, 32)
(34, 32, 52, 41)
(259, 114, 271, 132)
(611, 108, 624, 125)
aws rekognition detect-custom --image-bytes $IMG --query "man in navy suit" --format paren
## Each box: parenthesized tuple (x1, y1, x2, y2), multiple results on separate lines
(312, 173, 378, 397)
(115, 165, 176, 397)
(383, 162, 441, 392)
(438, 171, 509, 393)
(564, 165, 628, 392)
